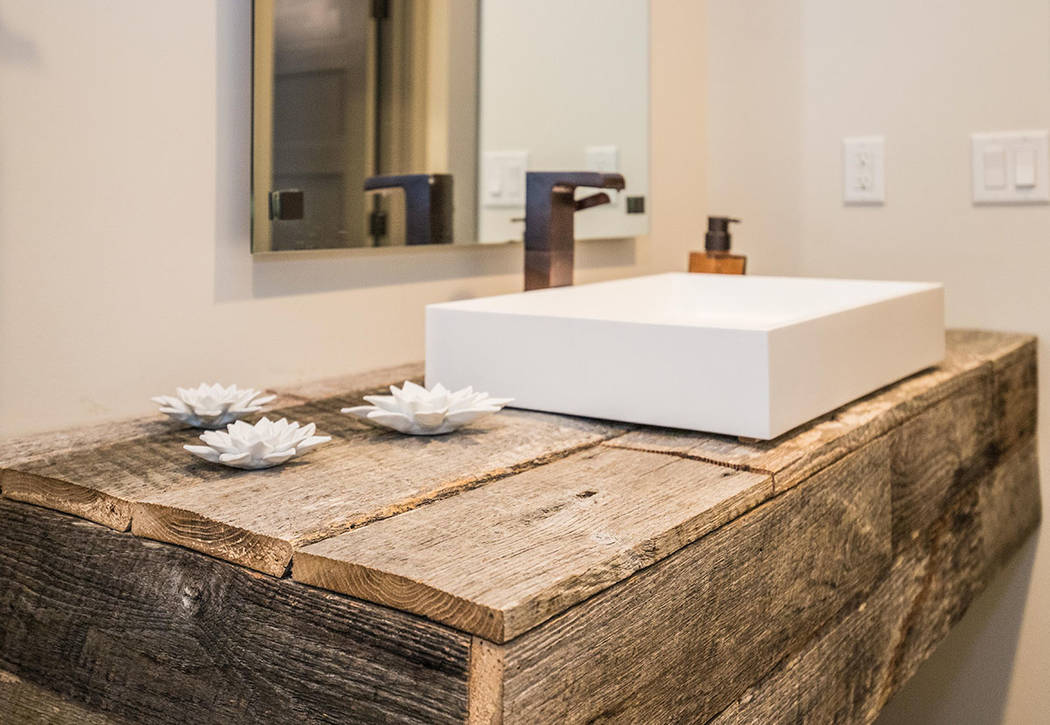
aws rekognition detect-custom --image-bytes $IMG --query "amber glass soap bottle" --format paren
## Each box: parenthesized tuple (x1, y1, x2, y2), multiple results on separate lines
(688, 216, 746, 274)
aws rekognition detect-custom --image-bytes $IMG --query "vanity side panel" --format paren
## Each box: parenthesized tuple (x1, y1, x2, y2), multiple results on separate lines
(991, 336, 1038, 455)
(499, 435, 893, 725)
(0, 499, 472, 725)
(710, 436, 1041, 725)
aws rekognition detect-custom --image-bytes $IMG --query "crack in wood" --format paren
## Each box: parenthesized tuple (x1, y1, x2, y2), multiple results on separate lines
(292, 435, 619, 549)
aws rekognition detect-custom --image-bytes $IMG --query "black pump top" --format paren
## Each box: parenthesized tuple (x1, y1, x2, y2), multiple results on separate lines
(705, 216, 741, 252)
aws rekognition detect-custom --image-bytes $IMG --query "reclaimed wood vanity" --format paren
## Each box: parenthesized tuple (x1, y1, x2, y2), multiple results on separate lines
(0, 330, 1040, 724)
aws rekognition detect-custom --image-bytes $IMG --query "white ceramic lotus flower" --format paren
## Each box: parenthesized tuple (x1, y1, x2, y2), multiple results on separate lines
(184, 416, 331, 470)
(152, 383, 276, 429)
(342, 381, 513, 435)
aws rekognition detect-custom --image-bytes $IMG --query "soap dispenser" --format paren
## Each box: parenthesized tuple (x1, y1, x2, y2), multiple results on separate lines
(689, 216, 746, 274)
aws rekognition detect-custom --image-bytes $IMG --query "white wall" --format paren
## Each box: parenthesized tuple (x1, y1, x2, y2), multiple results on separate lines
(706, 1, 1050, 722)
(477, 0, 650, 243)
(0, 0, 648, 438)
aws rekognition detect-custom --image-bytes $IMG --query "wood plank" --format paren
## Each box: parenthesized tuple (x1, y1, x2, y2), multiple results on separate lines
(1, 670, 126, 725)
(0, 353, 393, 469)
(709, 436, 1041, 724)
(468, 638, 505, 725)
(890, 372, 995, 550)
(293, 446, 771, 642)
(709, 560, 923, 725)
(131, 409, 621, 575)
(497, 434, 893, 724)
(3, 373, 623, 575)
(269, 360, 424, 401)
(0, 498, 472, 725)
(978, 437, 1042, 574)
(606, 330, 1033, 493)
(0, 468, 133, 531)
(0, 363, 421, 530)
(991, 337, 1038, 455)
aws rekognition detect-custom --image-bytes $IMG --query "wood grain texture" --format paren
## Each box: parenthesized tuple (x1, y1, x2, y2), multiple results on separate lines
(709, 560, 923, 725)
(468, 638, 505, 725)
(890, 373, 995, 549)
(606, 330, 1034, 493)
(0, 468, 132, 531)
(991, 337, 1038, 455)
(0, 364, 345, 469)
(0, 670, 126, 725)
(293, 446, 771, 642)
(497, 435, 893, 725)
(132, 409, 621, 575)
(2, 364, 622, 575)
(710, 436, 1041, 724)
(0, 498, 472, 725)
(0, 416, 177, 470)
(0, 333, 1039, 724)
(0, 365, 419, 530)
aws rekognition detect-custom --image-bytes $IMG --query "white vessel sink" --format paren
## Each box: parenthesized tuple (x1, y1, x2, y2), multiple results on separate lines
(425, 273, 944, 439)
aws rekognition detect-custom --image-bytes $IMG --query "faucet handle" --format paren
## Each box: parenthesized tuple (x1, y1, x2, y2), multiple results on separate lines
(574, 192, 612, 211)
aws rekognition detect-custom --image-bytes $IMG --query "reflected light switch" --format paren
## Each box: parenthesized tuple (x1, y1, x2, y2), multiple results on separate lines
(585, 145, 620, 205)
(482, 151, 529, 207)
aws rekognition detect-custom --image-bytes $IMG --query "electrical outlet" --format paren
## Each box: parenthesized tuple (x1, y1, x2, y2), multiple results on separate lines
(843, 136, 885, 204)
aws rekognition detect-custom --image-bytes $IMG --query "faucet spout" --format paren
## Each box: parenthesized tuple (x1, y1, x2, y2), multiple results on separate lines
(523, 171, 626, 291)
(364, 173, 453, 245)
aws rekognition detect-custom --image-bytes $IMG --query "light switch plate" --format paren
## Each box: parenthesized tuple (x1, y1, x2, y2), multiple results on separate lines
(481, 150, 529, 207)
(843, 136, 885, 204)
(971, 131, 1049, 204)
(585, 145, 620, 205)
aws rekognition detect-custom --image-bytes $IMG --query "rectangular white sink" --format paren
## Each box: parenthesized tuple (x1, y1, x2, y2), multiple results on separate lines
(425, 273, 944, 439)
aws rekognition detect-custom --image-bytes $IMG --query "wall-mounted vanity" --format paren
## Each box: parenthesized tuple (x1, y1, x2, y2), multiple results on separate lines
(251, 0, 650, 253)
(0, 331, 1040, 722)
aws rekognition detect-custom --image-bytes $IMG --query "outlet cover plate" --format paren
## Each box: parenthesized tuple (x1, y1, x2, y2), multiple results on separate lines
(843, 136, 885, 204)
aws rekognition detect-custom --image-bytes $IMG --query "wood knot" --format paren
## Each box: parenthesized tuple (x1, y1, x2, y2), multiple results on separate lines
(180, 584, 201, 609)
(576, 490, 597, 499)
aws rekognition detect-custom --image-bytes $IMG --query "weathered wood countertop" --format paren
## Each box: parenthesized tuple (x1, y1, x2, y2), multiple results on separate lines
(0, 330, 1040, 724)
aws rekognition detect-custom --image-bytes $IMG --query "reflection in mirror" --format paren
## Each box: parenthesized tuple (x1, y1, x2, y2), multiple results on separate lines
(251, 0, 649, 253)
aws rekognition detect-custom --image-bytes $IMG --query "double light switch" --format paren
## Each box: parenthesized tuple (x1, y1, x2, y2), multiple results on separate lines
(972, 131, 1049, 204)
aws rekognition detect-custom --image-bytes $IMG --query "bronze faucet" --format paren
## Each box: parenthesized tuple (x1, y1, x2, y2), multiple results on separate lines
(523, 172, 626, 290)
(364, 173, 453, 245)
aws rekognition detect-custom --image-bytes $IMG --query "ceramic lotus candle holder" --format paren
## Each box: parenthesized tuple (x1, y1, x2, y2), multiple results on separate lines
(342, 381, 512, 436)
(152, 383, 276, 429)
(184, 417, 330, 470)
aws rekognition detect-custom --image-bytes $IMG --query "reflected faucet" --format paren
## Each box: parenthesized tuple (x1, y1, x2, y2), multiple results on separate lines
(364, 173, 453, 245)
(523, 171, 626, 290)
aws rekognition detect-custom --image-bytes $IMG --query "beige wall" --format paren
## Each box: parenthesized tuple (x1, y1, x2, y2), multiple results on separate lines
(4, 0, 1041, 720)
(0, 0, 652, 438)
(705, 1, 1050, 722)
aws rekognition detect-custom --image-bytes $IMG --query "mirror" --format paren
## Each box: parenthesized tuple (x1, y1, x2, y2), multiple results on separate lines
(251, 0, 650, 252)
